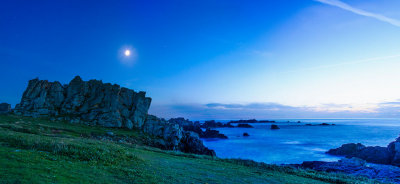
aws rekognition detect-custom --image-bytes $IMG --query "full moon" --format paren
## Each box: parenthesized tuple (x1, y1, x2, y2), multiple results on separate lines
(124, 49, 131, 56)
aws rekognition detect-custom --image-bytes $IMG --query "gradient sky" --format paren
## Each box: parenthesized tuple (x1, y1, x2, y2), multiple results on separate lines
(1, 0, 400, 119)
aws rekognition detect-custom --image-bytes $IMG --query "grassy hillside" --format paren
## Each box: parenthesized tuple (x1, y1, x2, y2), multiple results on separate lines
(0, 114, 378, 184)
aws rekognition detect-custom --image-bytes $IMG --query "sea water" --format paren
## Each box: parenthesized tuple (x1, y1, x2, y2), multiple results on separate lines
(201, 119, 400, 164)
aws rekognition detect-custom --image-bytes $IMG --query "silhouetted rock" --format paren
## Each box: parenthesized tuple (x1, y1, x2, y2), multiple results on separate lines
(202, 128, 228, 139)
(0, 103, 11, 114)
(271, 124, 280, 129)
(237, 123, 254, 128)
(243, 133, 250, 137)
(168, 118, 228, 139)
(327, 136, 400, 166)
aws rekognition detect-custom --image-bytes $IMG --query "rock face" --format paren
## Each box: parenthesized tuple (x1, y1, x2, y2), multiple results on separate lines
(0, 103, 11, 114)
(14, 77, 215, 156)
(327, 136, 400, 166)
(15, 76, 151, 129)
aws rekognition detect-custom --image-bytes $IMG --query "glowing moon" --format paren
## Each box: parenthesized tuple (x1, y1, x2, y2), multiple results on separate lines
(124, 49, 131, 56)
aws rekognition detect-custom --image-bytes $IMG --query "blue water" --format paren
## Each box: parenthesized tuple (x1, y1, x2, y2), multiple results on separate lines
(201, 119, 400, 164)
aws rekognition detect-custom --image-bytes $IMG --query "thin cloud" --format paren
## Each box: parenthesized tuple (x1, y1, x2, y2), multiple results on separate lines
(315, 0, 400, 27)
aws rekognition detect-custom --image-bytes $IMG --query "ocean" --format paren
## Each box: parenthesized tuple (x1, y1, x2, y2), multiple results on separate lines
(201, 119, 400, 164)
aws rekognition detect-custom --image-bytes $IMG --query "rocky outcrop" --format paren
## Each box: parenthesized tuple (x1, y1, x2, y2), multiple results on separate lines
(202, 128, 228, 139)
(271, 124, 280, 129)
(201, 120, 234, 128)
(169, 118, 228, 139)
(327, 136, 400, 166)
(15, 76, 151, 129)
(14, 77, 216, 156)
(237, 123, 253, 128)
(143, 115, 215, 156)
(299, 158, 400, 184)
(0, 103, 11, 114)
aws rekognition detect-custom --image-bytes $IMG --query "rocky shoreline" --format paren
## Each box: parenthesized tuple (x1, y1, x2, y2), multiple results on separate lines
(12, 76, 216, 156)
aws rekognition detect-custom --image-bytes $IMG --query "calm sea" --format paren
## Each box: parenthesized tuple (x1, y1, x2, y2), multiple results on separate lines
(201, 119, 400, 164)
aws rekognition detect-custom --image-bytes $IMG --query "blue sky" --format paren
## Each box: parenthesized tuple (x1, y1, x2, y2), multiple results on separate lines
(1, 0, 400, 119)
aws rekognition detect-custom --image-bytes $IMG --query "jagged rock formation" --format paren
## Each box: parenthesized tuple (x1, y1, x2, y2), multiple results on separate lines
(326, 136, 400, 166)
(0, 103, 11, 114)
(14, 76, 215, 156)
(15, 76, 151, 129)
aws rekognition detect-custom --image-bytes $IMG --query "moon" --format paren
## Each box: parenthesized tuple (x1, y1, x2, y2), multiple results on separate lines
(124, 49, 131, 56)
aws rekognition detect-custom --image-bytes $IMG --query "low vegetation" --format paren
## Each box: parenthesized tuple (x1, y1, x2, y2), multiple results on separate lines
(0, 114, 379, 183)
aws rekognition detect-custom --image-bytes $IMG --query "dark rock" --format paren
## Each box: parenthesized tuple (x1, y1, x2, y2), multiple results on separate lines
(179, 131, 216, 157)
(202, 128, 228, 139)
(327, 138, 400, 166)
(168, 118, 228, 139)
(319, 123, 330, 126)
(0, 103, 11, 114)
(271, 124, 280, 129)
(243, 133, 250, 137)
(237, 123, 254, 128)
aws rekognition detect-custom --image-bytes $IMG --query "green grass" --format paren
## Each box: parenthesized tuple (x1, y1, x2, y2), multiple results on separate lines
(0, 114, 380, 184)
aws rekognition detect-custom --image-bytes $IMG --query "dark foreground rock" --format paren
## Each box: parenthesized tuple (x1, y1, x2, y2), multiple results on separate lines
(14, 77, 215, 156)
(299, 158, 400, 184)
(0, 103, 11, 114)
(243, 133, 250, 137)
(327, 136, 400, 166)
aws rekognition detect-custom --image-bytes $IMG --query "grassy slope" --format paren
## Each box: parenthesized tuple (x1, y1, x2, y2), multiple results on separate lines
(0, 114, 378, 184)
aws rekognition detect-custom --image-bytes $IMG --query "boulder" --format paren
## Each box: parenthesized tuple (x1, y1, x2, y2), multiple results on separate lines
(0, 103, 11, 114)
(243, 133, 250, 137)
(271, 124, 280, 129)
